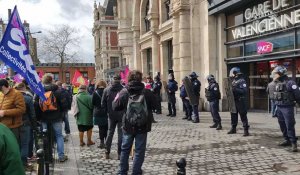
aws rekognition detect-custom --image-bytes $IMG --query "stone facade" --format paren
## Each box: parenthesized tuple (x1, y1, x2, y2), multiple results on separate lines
(116, 0, 228, 111)
(93, 0, 123, 81)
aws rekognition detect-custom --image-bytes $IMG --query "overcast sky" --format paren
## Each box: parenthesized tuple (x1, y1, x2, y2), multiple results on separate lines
(0, 0, 105, 63)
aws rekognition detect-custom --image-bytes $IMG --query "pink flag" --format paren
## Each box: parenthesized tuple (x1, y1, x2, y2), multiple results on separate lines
(14, 74, 24, 83)
(38, 70, 45, 80)
(121, 66, 130, 84)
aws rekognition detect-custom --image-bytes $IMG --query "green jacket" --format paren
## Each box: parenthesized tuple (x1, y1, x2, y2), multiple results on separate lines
(0, 124, 25, 175)
(76, 91, 93, 126)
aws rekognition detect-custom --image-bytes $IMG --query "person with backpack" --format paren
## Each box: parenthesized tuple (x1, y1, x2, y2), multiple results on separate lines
(166, 73, 178, 117)
(76, 85, 94, 146)
(112, 70, 155, 175)
(15, 83, 37, 170)
(34, 74, 68, 162)
(56, 81, 72, 138)
(92, 80, 108, 149)
(101, 74, 124, 160)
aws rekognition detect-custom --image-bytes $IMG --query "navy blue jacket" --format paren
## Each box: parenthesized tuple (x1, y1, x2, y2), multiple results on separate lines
(232, 76, 247, 100)
(152, 81, 162, 95)
(167, 80, 178, 94)
(206, 81, 221, 102)
(273, 76, 300, 106)
(180, 85, 187, 98)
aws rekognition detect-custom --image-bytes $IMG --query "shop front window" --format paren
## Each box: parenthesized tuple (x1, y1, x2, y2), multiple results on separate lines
(245, 32, 294, 56)
(226, 11, 243, 42)
(227, 43, 243, 58)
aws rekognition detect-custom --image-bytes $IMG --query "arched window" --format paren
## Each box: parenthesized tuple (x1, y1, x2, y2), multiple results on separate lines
(144, 0, 151, 32)
(97, 12, 100, 20)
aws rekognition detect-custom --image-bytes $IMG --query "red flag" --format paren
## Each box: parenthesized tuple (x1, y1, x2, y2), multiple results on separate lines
(72, 70, 88, 86)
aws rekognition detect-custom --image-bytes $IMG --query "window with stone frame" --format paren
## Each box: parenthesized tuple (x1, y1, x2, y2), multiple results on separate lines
(110, 57, 120, 69)
(122, 58, 126, 66)
(165, 0, 171, 20)
(144, 0, 151, 32)
(146, 49, 153, 76)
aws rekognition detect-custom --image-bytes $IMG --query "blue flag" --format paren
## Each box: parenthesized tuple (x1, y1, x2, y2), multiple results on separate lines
(0, 6, 46, 101)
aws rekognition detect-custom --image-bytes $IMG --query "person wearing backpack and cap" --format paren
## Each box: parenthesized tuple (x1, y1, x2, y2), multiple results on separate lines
(112, 70, 156, 175)
(34, 73, 68, 162)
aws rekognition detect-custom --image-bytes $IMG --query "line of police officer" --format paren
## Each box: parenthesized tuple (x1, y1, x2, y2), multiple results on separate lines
(152, 65, 298, 152)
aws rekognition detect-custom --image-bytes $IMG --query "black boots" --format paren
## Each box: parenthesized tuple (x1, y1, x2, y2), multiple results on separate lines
(243, 128, 249, 137)
(210, 123, 222, 130)
(227, 127, 236, 134)
(278, 140, 292, 147)
(182, 116, 189, 120)
(210, 123, 218, 128)
(291, 143, 298, 152)
(216, 123, 222, 130)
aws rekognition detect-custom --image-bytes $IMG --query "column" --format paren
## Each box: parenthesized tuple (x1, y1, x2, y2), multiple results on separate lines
(133, 29, 141, 70)
(179, 10, 191, 82)
(172, 15, 180, 81)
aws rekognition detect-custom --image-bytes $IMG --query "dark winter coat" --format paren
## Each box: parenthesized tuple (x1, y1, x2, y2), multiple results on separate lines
(101, 81, 125, 121)
(92, 88, 108, 126)
(112, 81, 155, 134)
(180, 85, 187, 98)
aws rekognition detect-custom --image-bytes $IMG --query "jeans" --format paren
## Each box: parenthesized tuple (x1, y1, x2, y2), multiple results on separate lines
(118, 133, 147, 175)
(20, 124, 31, 165)
(271, 100, 277, 117)
(105, 118, 122, 155)
(42, 121, 65, 159)
(63, 112, 71, 134)
(28, 128, 34, 158)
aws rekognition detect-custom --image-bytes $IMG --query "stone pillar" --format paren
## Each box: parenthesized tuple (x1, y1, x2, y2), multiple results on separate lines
(132, 28, 141, 70)
(178, 10, 191, 82)
(160, 42, 168, 81)
(172, 15, 180, 81)
(141, 50, 148, 74)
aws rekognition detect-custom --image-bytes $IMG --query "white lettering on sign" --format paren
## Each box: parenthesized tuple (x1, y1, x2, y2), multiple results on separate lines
(231, 0, 300, 40)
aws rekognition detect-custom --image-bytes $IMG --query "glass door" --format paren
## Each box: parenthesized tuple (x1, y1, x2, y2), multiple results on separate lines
(249, 62, 270, 110)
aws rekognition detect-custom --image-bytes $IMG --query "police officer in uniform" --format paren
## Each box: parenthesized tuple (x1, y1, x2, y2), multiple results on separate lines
(152, 75, 162, 114)
(227, 67, 250, 136)
(167, 73, 178, 117)
(189, 72, 201, 123)
(269, 65, 299, 152)
(205, 74, 222, 130)
(180, 77, 193, 121)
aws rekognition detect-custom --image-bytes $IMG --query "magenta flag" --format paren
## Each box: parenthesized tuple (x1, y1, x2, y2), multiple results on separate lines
(121, 66, 129, 84)
(14, 74, 24, 83)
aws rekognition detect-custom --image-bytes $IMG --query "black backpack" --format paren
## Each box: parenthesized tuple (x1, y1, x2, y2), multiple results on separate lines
(125, 93, 148, 128)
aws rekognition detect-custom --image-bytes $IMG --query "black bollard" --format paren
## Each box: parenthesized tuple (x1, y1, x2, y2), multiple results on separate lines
(176, 158, 186, 175)
(36, 149, 44, 175)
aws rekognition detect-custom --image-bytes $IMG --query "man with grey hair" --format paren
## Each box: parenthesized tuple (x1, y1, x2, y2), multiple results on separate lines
(34, 74, 68, 162)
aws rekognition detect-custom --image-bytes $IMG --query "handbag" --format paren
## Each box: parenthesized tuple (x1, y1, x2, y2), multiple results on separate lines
(69, 94, 79, 118)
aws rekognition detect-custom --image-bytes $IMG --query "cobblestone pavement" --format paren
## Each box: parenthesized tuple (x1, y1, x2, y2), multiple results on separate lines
(54, 109, 300, 175)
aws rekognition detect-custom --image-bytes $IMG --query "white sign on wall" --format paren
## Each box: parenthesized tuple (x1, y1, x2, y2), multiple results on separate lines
(232, 0, 300, 40)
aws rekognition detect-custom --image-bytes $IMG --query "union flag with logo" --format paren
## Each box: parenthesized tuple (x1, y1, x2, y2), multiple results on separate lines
(72, 70, 88, 86)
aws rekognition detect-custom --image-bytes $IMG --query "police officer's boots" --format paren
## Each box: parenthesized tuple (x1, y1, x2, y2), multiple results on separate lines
(243, 128, 249, 137)
(227, 127, 236, 134)
(209, 123, 218, 128)
(291, 143, 298, 152)
(216, 123, 222, 130)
